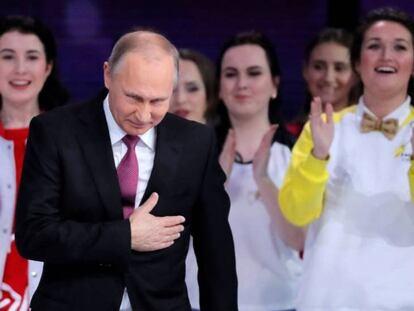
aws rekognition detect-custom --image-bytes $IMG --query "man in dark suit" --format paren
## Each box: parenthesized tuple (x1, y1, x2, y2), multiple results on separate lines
(15, 30, 238, 311)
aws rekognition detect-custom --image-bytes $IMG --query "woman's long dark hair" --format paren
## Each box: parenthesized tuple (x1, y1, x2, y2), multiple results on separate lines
(302, 28, 355, 115)
(215, 30, 293, 150)
(179, 49, 217, 123)
(0, 15, 69, 111)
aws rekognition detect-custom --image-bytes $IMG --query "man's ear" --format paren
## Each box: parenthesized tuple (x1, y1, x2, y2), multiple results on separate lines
(103, 62, 111, 89)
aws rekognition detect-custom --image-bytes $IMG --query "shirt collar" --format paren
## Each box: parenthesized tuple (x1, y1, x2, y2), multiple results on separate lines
(103, 95, 156, 151)
(357, 95, 411, 125)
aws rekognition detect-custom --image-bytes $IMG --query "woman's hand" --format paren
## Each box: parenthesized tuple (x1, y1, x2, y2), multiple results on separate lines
(253, 124, 278, 184)
(310, 97, 334, 160)
(252, 124, 305, 251)
(219, 129, 236, 178)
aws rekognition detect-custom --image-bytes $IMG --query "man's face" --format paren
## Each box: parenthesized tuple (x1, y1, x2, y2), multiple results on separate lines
(104, 51, 175, 135)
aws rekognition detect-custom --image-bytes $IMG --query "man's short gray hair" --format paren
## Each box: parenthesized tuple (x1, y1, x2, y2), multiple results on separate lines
(107, 29, 179, 87)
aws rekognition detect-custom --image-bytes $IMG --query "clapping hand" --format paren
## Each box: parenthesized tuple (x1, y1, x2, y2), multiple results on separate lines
(253, 124, 278, 184)
(310, 97, 334, 160)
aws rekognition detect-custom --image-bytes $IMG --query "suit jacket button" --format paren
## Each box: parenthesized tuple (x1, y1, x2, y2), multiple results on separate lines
(31, 271, 38, 277)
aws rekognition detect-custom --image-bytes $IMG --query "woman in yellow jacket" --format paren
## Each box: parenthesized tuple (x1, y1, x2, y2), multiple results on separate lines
(279, 7, 414, 310)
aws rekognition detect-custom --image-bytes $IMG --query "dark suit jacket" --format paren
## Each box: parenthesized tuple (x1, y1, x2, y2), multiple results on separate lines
(16, 97, 238, 311)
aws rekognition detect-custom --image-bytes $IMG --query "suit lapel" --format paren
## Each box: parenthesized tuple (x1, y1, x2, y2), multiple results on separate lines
(75, 99, 123, 220)
(75, 105, 182, 216)
(141, 114, 182, 205)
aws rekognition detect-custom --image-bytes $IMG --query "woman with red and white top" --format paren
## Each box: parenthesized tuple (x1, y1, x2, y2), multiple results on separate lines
(0, 16, 68, 310)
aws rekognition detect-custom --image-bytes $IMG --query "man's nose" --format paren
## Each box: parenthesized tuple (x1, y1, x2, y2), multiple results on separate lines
(135, 103, 152, 122)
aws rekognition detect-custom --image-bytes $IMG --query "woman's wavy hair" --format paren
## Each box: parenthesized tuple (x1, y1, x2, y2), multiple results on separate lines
(351, 7, 414, 98)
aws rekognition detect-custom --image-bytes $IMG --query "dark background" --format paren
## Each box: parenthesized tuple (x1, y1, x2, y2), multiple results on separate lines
(3, 0, 414, 119)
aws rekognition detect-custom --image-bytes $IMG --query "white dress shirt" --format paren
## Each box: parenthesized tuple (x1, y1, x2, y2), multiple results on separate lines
(103, 96, 156, 311)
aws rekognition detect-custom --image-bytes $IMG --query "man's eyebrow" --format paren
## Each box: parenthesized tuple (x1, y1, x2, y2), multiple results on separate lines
(124, 91, 169, 102)
(124, 92, 143, 101)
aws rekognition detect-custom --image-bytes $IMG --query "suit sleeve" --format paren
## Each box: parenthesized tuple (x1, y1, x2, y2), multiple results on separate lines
(191, 128, 238, 311)
(15, 116, 131, 267)
(278, 122, 330, 226)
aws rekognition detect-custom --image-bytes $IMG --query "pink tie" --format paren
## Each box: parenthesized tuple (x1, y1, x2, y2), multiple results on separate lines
(117, 135, 139, 218)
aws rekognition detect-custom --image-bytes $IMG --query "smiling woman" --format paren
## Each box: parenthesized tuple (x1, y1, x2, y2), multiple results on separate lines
(287, 28, 357, 137)
(303, 28, 356, 112)
(187, 31, 304, 311)
(352, 7, 414, 108)
(0, 15, 68, 310)
(355, 19, 414, 116)
(279, 7, 414, 310)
